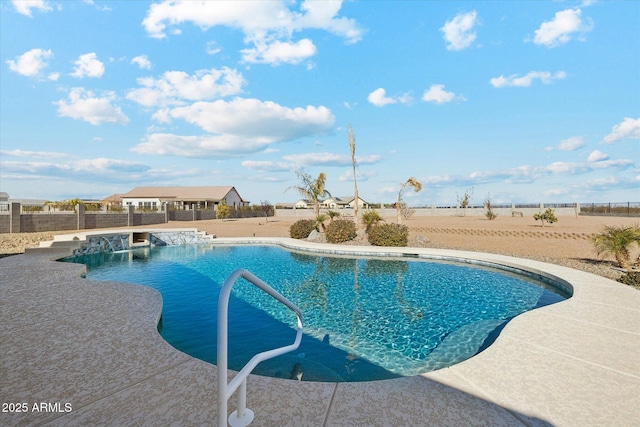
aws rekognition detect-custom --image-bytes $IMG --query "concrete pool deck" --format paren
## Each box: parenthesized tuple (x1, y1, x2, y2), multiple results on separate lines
(1, 233, 639, 426)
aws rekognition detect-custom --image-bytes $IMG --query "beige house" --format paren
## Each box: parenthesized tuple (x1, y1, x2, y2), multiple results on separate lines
(120, 186, 249, 210)
(293, 199, 314, 209)
(321, 196, 369, 209)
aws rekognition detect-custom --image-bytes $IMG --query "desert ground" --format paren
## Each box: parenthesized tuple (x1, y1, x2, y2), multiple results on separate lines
(1, 213, 638, 283)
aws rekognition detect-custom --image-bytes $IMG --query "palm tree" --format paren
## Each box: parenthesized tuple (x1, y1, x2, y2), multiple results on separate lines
(287, 170, 331, 217)
(591, 225, 640, 269)
(396, 177, 422, 224)
(361, 209, 383, 233)
(348, 125, 359, 225)
(315, 213, 329, 231)
(326, 210, 341, 222)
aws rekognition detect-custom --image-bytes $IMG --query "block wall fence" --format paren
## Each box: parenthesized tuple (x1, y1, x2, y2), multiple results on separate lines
(3, 202, 637, 234)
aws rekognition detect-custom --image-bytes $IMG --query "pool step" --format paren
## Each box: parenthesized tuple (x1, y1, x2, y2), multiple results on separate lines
(234, 353, 346, 382)
(195, 230, 216, 241)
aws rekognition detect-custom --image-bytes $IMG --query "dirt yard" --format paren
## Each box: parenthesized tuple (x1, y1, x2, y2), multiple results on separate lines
(2, 213, 638, 282)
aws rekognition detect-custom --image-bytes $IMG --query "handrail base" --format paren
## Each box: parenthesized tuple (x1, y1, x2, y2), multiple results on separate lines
(229, 408, 254, 427)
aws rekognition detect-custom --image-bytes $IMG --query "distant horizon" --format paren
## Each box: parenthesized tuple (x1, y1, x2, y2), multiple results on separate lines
(1, 1, 638, 206)
(1, 192, 637, 208)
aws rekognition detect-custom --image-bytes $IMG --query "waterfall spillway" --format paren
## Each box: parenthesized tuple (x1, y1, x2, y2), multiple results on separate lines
(100, 236, 115, 252)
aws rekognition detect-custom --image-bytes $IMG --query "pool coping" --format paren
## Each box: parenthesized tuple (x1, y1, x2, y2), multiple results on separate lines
(2, 232, 639, 426)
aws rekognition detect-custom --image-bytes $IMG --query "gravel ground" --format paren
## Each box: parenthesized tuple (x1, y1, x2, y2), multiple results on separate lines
(0, 231, 70, 258)
(2, 214, 638, 284)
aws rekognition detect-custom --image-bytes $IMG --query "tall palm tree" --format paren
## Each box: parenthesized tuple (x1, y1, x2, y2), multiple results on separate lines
(287, 170, 331, 217)
(591, 225, 640, 269)
(348, 125, 359, 225)
(396, 177, 422, 224)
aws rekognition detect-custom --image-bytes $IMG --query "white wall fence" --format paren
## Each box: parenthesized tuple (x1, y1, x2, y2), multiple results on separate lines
(275, 203, 581, 218)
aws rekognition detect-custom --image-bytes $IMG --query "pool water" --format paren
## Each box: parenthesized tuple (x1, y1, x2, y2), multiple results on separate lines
(64, 244, 568, 382)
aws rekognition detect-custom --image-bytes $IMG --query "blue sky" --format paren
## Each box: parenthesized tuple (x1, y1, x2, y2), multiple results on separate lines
(1, 0, 638, 206)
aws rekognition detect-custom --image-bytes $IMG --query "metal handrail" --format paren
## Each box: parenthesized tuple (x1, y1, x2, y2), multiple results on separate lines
(217, 268, 303, 427)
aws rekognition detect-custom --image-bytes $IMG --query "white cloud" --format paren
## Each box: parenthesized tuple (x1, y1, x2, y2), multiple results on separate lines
(134, 98, 335, 158)
(0, 149, 69, 159)
(294, 0, 363, 43)
(367, 88, 396, 107)
(543, 188, 571, 197)
(71, 53, 105, 78)
(545, 161, 590, 174)
(440, 11, 478, 51)
(284, 152, 346, 166)
(1, 157, 150, 182)
(549, 136, 585, 151)
(241, 38, 316, 65)
(151, 109, 171, 123)
(490, 71, 566, 88)
(131, 55, 152, 69)
(589, 159, 634, 170)
(532, 8, 593, 47)
(338, 169, 376, 182)
(6, 48, 53, 77)
(54, 87, 130, 126)
(206, 41, 222, 55)
(602, 117, 640, 144)
(422, 154, 634, 189)
(282, 152, 381, 167)
(587, 150, 608, 162)
(11, 0, 52, 17)
(141, 1, 362, 66)
(168, 98, 334, 138)
(241, 160, 293, 172)
(422, 84, 462, 104)
(132, 133, 270, 158)
(127, 67, 245, 107)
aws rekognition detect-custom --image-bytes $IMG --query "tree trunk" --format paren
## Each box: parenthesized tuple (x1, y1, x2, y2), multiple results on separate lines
(615, 251, 631, 269)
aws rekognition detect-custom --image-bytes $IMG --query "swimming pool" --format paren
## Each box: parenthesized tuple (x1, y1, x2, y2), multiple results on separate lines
(64, 243, 568, 382)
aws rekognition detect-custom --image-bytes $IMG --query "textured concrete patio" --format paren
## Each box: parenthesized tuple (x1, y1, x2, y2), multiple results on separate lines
(1, 233, 639, 426)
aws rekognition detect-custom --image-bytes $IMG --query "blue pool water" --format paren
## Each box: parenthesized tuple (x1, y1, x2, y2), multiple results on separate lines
(64, 244, 568, 382)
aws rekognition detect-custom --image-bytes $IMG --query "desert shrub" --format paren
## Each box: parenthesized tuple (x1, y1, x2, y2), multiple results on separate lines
(484, 194, 498, 220)
(325, 219, 357, 243)
(617, 271, 640, 288)
(533, 208, 558, 227)
(217, 200, 230, 220)
(290, 219, 316, 239)
(368, 223, 408, 247)
(400, 202, 416, 220)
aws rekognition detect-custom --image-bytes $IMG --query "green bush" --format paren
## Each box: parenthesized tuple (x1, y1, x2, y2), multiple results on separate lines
(325, 220, 357, 243)
(290, 219, 317, 239)
(368, 223, 409, 247)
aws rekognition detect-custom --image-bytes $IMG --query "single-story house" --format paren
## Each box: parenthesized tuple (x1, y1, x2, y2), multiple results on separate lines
(120, 186, 249, 210)
(322, 196, 369, 210)
(293, 199, 314, 209)
(101, 193, 124, 207)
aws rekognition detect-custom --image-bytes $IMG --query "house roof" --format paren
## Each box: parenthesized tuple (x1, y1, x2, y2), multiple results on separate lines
(121, 186, 246, 202)
(326, 196, 369, 204)
(102, 194, 124, 203)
